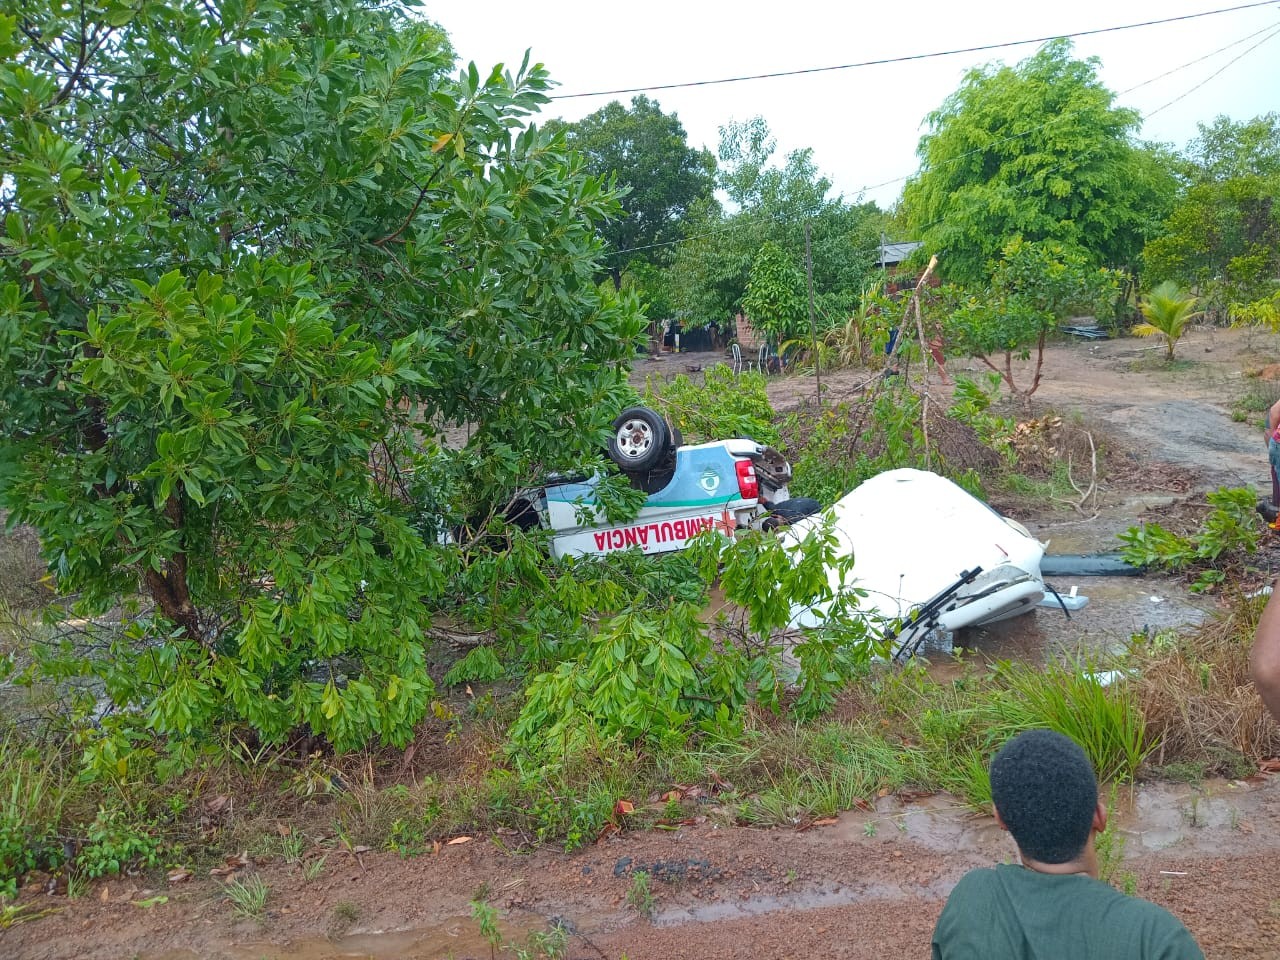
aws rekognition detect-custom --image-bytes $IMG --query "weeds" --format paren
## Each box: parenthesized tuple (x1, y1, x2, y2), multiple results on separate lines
(64, 869, 88, 900)
(473, 898, 502, 959)
(0, 587, 1271, 893)
(0, 736, 73, 898)
(224, 874, 269, 922)
(78, 807, 164, 880)
(329, 899, 360, 938)
(302, 855, 326, 882)
(276, 830, 305, 864)
(0, 898, 58, 929)
(992, 661, 1150, 784)
(1118, 486, 1262, 573)
(643, 367, 778, 446)
(781, 386, 996, 506)
(625, 870, 655, 918)
(1232, 380, 1280, 423)
(470, 899, 568, 960)
(1096, 785, 1127, 888)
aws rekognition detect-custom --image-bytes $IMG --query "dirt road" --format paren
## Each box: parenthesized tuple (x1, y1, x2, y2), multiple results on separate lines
(11, 776, 1280, 959)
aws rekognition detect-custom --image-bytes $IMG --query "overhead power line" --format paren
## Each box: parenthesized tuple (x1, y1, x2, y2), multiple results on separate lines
(600, 19, 1280, 260)
(1144, 23, 1280, 118)
(553, 1, 1277, 100)
(853, 19, 1280, 197)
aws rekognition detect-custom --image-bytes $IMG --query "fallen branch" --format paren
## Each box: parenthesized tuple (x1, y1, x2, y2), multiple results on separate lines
(425, 626, 493, 649)
(1052, 431, 1098, 515)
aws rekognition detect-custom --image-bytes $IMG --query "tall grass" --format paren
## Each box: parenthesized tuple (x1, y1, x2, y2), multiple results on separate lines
(874, 657, 1151, 805)
(1132, 594, 1280, 773)
(0, 736, 76, 897)
(988, 661, 1151, 784)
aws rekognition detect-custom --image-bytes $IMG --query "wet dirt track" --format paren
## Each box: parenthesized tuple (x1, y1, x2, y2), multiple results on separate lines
(11, 776, 1280, 960)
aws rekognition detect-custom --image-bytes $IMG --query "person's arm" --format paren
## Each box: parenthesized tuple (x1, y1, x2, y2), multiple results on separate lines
(1266, 399, 1280, 437)
(1252, 576, 1280, 721)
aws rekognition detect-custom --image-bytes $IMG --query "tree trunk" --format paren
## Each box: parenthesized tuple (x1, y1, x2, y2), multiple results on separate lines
(1027, 329, 1048, 399)
(978, 354, 1014, 395)
(141, 494, 207, 648)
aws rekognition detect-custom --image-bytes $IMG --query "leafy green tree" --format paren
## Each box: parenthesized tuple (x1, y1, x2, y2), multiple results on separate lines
(549, 95, 715, 288)
(0, 1, 642, 761)
(1142, 114, 1280, 318)
(666, 118, 881, 328)
(944, 239, 1120, 404)
(742, 241, 807, 341)
(903, 40, 1175, 284)
(1187, 113, 1280, 181)
(1133, 281, 1202, 360)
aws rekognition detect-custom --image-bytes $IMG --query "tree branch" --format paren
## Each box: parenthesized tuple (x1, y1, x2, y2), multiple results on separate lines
(372, 163, 447, 247)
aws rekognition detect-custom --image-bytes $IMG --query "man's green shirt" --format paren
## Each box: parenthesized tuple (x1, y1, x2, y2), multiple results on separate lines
(932, 864, 1204, 959)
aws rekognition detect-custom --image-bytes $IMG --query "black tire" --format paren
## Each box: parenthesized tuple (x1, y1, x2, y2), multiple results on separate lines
(608, 406, 669, 473)
(762, 497, 823, 531)
(668, 425, 684, 455)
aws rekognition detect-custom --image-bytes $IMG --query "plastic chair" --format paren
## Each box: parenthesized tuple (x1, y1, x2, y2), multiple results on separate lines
(730, 342, 743, 376)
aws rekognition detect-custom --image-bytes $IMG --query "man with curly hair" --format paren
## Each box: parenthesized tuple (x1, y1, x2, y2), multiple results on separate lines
(931, 729, 1203, 959)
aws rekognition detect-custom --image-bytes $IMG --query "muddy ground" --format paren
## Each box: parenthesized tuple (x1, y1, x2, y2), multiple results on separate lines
(9, 325, 1280, 959)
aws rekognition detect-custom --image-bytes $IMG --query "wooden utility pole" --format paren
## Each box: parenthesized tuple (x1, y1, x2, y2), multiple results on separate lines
(805, 222, 820, 407)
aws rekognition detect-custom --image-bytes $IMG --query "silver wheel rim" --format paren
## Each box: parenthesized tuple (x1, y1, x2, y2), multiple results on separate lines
(616, 418, 655, 461)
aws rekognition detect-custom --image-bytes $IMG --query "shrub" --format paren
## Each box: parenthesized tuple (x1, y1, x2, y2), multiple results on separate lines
(1118, 486, 1262, 572)
(644, 367, 778, 445)
(77, 806, 164, 880)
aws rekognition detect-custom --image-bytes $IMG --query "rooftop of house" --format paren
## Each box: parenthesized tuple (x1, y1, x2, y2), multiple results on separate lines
(876, 240, 923, 266)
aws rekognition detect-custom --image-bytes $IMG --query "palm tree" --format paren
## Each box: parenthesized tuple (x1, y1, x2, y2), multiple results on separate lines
(1133, 281, 1202, 361)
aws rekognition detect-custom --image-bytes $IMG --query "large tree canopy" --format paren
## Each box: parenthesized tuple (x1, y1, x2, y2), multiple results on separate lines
(1143, 113, 1280, 316)
(903, 40, 1175, 284)
(0, 0, 642, 756)
(549, 95, 714, 286)
(667, 118, 882, 327)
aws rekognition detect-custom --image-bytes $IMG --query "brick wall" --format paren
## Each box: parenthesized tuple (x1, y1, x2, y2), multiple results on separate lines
(734, 312, 763, 350)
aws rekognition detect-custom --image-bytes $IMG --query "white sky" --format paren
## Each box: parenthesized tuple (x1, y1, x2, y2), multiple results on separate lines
(432, 0, 1280, 210)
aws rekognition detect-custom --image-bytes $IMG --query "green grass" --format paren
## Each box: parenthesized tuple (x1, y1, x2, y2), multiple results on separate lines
(0, 660, 1158, 895)
(225, 874, 269, 922)
(1230, 380, 1280, 425)
(1127, 356, 1197, 373)
(997, 461, 1079, 505)
(625, 870, 655, 918)
(988, 661, 1151, 783)
(0, 735, 78, 899)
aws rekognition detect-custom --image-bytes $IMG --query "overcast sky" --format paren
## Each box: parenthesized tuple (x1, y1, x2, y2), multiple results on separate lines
(434, 0, 1280, 212)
